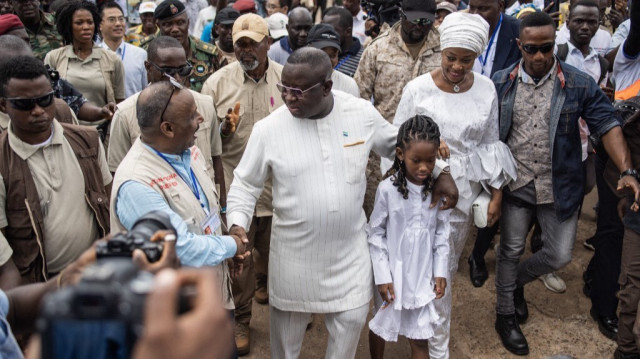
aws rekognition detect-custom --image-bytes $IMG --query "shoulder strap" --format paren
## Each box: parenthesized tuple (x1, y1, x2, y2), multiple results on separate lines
(557, 43, 569, 62)
(597, 55, 609, 85)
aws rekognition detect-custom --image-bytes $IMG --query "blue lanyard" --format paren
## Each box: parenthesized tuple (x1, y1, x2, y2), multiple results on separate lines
(119, 43, 126, 61)
(152, 148, 206, 212)
(479, 14, 502, 75)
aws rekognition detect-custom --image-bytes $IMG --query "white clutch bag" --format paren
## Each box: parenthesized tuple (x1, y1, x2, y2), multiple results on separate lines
(472, 191, 491, 228)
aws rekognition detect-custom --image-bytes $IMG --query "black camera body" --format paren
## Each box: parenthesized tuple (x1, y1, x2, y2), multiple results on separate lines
(95, 211, 174, 262)
(361, 0, 402, 29)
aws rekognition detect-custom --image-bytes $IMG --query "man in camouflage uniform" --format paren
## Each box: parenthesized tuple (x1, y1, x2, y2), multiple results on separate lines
(353, 0, 442, 219)
(141, 0, 224, 92)
(11, 0, 63, 60)
(125, 1, 159, 47)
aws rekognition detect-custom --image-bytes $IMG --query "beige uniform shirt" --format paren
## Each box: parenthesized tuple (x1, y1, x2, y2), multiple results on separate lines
(201, 60, 284, 217)
(216, 43, 237, 66)
(0, 120, 112, 273)
(354, 22, 441, 122)
(108, 89, 222, 180)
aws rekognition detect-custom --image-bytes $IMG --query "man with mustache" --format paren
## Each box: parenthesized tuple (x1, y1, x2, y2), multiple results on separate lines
(201, 13, 283, 356)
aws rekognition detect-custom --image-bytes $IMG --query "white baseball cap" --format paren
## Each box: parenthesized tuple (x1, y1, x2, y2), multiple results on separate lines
(139, 1, 157, 14)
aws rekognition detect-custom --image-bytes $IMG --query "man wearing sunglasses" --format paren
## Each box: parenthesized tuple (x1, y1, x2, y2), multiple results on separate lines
(0, 56, 112, 286)
(108, 36, 225, 221)
(201, 13, 283, 355)
(492, 12, 640, 356)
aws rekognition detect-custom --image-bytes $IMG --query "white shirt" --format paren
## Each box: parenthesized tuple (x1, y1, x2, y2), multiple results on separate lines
(473, 15, 502, 77)
(368, 178, 450, 308)
(612, 19, 631, 48)
(227, 90, 398, 313)
(100, 41, 148, 98)
(559, 41, 603, 84)
(353, 9, 367, 44)
(556, 24, 612, 56)
(193, 6, 216, 39)
(505, 0, 544, 15)
(613, 39, 640, 98)
(331, 70, 359, 97)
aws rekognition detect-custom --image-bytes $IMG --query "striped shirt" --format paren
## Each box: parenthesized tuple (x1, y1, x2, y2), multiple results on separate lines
(335, 39, 364, 78)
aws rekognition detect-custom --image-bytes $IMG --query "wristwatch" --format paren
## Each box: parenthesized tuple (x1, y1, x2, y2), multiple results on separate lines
(620, 168, 639, 179)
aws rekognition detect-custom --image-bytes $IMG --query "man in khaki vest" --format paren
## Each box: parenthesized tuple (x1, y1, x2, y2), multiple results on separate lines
(108, 35, 225, 205)
(0, 56, 112, 288)
(111, 81, 249, 316)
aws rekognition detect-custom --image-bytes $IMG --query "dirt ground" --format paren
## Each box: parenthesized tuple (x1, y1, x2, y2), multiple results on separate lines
(241, 191, 618, 358)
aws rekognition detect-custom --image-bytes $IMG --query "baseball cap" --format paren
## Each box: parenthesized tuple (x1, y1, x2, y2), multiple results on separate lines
(306, 24, 341, 52)
(139, 1, 157, 14)
(402, 0, 436, 22)
(154, 0, 186, 20)
(267, 13, 288, 39)
(232, 13, 269, 43)
(215, 7, 241, 25)
(436, 1, 456, 14)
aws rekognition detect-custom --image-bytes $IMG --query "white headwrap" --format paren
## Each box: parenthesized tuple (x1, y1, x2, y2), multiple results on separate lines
(438, 12, 490, 55)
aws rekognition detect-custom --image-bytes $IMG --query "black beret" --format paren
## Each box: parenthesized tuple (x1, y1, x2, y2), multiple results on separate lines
(154, 0, 186, 20)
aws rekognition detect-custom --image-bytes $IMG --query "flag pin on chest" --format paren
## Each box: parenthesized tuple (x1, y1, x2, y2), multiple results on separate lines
(343, 131, 348, 137)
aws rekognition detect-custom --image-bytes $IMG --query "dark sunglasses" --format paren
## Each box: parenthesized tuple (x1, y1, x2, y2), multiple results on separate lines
(521, 42, 555, 54)
(160, 74, 185, 123)
(5, 91, 55, 111)
(148, 61, 193, 77)
(399, 8, 433, 26)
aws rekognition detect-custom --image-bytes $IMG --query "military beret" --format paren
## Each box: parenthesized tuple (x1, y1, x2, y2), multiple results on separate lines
(154, 0, 186, 20)
(0, 14, 25, 36)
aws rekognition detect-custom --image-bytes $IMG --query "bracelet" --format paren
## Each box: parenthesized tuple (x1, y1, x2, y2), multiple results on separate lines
(620, 168, 638, 180)
(219, 123, 230, 138)
(441, 166, 451, 174)
(220, 206, 227, 214)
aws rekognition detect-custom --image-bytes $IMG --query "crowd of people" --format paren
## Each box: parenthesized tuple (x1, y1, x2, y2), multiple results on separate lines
(0, 0, 639, 357)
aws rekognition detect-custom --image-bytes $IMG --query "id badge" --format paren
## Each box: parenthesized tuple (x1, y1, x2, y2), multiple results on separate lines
(201, 212, 221, 235)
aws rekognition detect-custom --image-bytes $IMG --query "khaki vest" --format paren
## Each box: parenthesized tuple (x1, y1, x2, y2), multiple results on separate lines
(111, 139, 234, 309)
(0, 123, 110, 284)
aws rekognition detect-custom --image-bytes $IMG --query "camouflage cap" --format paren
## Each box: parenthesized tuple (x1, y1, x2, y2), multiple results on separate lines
(154, 0, 186, 21)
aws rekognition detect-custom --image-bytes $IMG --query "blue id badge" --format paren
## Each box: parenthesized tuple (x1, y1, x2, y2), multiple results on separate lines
(202, 212, 221, 235)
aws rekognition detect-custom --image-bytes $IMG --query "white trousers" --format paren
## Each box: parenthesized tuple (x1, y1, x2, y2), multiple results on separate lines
(428, 211, 473, 359)
(270, 303, 369, 359)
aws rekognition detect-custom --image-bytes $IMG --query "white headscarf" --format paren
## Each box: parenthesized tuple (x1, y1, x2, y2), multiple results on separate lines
(438, 12, 490, 55)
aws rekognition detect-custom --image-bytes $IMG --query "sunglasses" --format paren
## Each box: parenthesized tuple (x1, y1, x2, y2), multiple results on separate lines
(399, 9, 433, 26)
(160, 74, 185, 122)
(148, 61, 193, 77)
(276, 82, 323, 99)
(521, 42, 555, 54)
(5, 91, 55, 111)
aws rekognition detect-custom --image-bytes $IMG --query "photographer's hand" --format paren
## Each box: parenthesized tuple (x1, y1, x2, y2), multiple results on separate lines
(133, 230, 181, 274)
(133, 269, 234, 359)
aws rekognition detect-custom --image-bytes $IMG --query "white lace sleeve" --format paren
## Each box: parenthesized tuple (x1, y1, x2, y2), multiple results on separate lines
(368, 183, 393, 285)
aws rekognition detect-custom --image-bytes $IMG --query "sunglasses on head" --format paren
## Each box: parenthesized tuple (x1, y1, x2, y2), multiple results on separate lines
(5, 91, 55, 111)
(149, 61, 193, 77)
(160, 74, 185, 123)
(399, 9, 433, 26)
(521, 42, 555, 54)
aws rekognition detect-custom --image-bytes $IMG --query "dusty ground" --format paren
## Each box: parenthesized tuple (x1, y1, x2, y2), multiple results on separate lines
(241, 191, 617, 358)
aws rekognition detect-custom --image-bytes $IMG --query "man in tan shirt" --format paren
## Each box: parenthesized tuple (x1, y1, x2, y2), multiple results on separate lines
(108, 36, 225, 205)
(201, 13, 283, 355)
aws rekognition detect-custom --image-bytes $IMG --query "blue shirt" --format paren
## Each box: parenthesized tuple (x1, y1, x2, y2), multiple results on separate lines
(0, 291, 22, 359)
(115, 145, 236, 267)
(100, 41, 148, 98)
(201, 21, 214, 43)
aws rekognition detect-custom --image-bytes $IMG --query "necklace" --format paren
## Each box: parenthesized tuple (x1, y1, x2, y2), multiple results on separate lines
(441, 68, 466, 93)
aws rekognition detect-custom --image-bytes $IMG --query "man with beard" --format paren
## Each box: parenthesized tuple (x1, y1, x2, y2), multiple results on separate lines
(201, 13, 283, 356)
(267, 7, 313, 65)
(212, 7, 240, 65)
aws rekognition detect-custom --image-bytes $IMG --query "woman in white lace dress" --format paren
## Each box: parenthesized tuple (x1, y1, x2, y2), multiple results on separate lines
(392, 12, 518, 359)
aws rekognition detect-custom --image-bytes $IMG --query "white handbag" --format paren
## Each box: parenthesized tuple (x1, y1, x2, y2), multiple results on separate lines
(472, 191, 491, 228)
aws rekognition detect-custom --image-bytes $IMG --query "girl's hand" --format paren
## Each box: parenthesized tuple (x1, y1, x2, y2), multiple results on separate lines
(438, 139, 450, 160)
(434, 277, 447, 299)
(377, 283, 395, 309)
(487, 189, 503, 227)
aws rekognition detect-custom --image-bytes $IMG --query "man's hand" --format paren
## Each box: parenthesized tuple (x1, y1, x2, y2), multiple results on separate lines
(431, 172, 459, 210)
(438, 139, 450, 160)
(377, 283, 395, 309)
(617, 175, 640, 212)
(434, 277, 447, 299)
(543, 2, 561, 22)
(487, 189, 502, 227)
(132, 269, 235, 359)
(57, 239, 102, 287)
(220, 102, 241, 137)
(100, 102, 117, 121)
(133, 230, 181, 274)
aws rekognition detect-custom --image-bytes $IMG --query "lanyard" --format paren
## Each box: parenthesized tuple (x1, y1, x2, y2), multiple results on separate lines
(152, 148, 207, 213)
(335, 54, 351, 70)
(479, 14, 502, 75)
(120, 43, 126, 61)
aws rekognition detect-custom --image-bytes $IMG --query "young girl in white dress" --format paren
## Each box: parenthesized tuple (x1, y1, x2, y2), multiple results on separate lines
(368, 115, 452, 358)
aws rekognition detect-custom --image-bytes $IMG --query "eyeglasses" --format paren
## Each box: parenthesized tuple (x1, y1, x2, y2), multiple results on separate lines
(521, 42, 555, 54)
(160, 74, 184, 123)
(148, 61, 193, 77)
(5, 91, 55, 111)
(105, 16, 126, 24)
(399, 9, 433, 26)
(276, 82, 323, 99)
